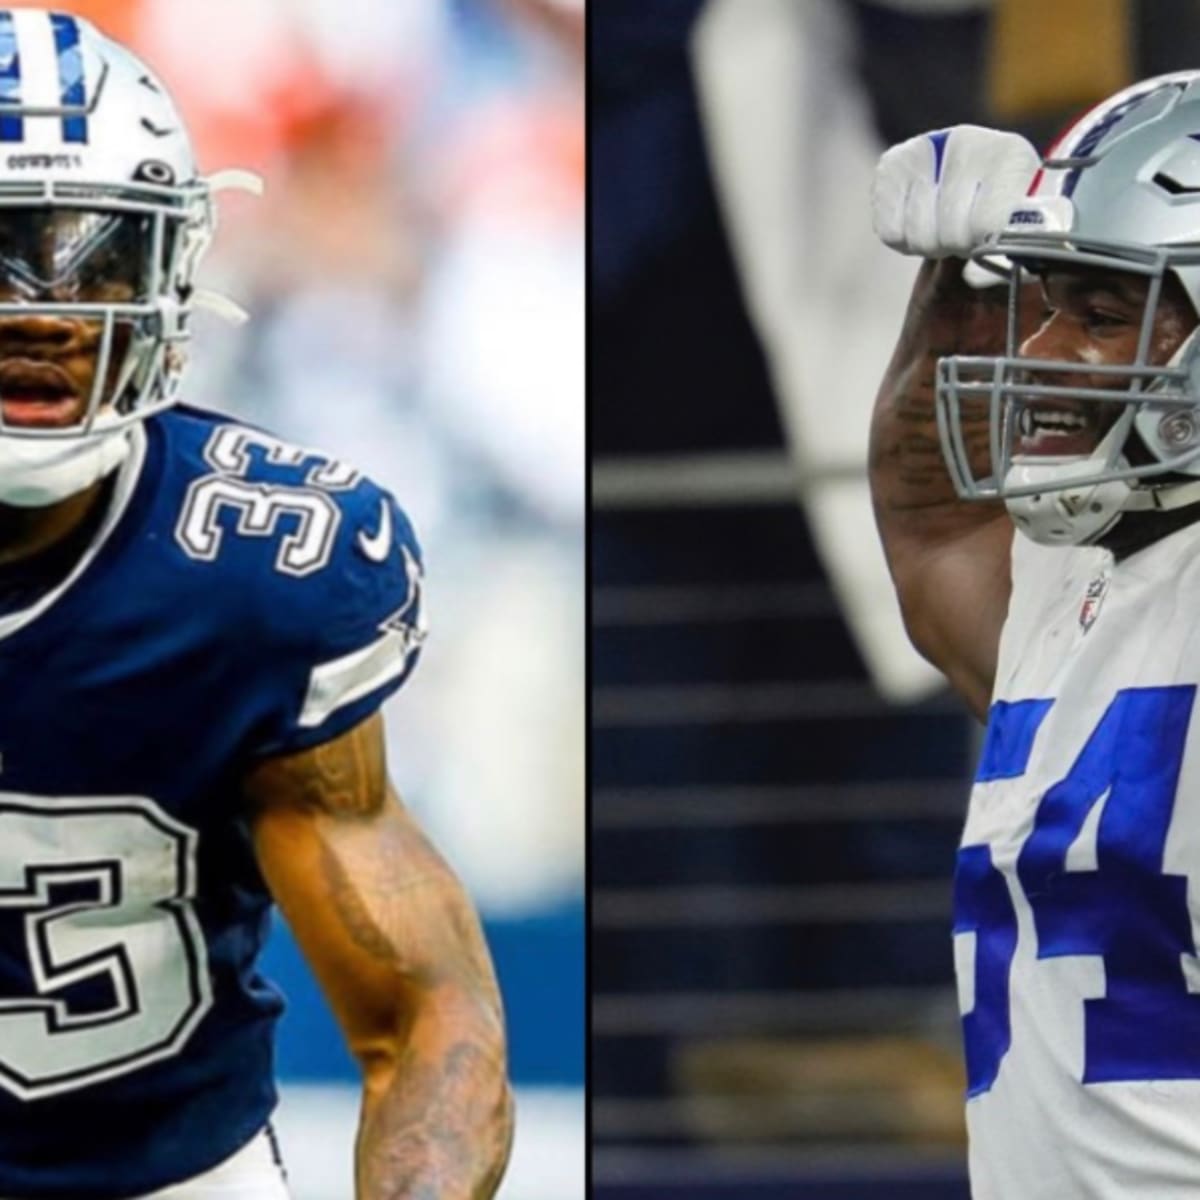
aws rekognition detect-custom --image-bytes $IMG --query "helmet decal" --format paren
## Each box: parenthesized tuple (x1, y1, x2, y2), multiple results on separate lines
(1060, 82, 1186, 197)
(0, 12, 95, 146)
(50, 13, 88, 145)
(0, 12, 22, 144)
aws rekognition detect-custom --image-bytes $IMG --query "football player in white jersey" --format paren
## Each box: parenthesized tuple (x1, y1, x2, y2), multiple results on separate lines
(872, 75, 1200, 1197)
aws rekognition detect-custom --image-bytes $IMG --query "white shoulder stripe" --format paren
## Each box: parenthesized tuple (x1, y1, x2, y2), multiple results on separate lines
(298, 627, 423, 729)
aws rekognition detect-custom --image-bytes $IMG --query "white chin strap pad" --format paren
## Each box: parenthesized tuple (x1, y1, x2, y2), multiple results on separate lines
(0, 430, 131, 508)
(1004, 420, 1132, 546)
(1005, 461, 1130, 546)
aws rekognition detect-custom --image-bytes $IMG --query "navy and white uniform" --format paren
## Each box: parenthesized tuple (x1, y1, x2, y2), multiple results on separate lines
(958, 526, 1200, 1197)
(0, 405, 423, 1198)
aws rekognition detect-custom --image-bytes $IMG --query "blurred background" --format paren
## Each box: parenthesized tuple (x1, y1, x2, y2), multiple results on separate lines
(18, 0, 584, 1197)
(592, 1, 1200, 1197)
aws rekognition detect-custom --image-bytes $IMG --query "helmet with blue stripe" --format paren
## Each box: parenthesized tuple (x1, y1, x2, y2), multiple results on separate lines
(0, 8, 259, 507)
(935, 71, 1200, 546)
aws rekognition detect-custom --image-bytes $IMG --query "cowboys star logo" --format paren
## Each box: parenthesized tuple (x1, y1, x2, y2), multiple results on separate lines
(378, 547, 427, 661)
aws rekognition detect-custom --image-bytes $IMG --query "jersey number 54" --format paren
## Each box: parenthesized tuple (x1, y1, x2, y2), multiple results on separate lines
(959, 686, 1200, 1095)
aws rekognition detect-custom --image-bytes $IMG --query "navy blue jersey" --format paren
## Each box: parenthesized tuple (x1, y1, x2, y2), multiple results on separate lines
(0, 405, 424, 1198)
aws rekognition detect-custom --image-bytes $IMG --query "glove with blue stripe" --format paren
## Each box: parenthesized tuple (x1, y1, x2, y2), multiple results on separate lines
(871, 124, 1041, 261)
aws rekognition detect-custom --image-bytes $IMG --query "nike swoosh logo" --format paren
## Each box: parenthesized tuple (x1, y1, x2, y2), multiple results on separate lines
(357, 500, 393, 563)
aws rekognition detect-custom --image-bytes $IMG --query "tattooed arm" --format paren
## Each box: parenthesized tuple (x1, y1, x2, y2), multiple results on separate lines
(244, 713, 513, 1199)
(869, 259, 1020, 719)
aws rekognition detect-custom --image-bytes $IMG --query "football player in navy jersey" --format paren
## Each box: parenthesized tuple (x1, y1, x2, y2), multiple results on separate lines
(0, 9, 512, 1200)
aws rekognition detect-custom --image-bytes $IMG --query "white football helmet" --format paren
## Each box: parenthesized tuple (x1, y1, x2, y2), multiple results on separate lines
(936, 71, 1200, 545)
(0, 8, 259, 507)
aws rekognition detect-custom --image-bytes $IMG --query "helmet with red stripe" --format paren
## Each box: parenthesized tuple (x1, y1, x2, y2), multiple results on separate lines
(937, 71, 1200, 545)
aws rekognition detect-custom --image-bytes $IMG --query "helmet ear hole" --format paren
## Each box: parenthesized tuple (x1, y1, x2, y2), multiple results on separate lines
(133, 160, 175, 187)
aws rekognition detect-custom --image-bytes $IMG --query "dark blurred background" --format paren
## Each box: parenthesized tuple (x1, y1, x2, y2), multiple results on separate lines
(591, 2, 1200, 1197)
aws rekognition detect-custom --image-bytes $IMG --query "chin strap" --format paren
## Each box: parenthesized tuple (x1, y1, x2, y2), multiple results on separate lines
(0, 426, 131, 508)
(192, 289, 250, 325)
(187, 168, 263, 328)
(206, 168, 265, 197)
(1125, 479, 1200, 512)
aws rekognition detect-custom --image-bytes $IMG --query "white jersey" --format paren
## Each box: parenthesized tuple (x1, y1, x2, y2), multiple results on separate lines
(961, 521, 1200, 1197)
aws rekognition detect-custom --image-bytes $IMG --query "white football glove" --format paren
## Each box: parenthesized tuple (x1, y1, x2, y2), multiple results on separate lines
(871, 124, 1041, 262)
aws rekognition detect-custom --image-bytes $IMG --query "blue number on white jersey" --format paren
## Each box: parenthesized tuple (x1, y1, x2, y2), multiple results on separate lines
(959, 686, 1200, 1094)
(954, 844, 1018, 1095)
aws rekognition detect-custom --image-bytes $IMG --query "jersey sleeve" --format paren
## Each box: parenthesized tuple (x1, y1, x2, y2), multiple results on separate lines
(250, 483, 427, 758)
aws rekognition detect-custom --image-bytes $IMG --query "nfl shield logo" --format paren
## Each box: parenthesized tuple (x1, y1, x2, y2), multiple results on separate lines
(1079, 574, 1109, 633)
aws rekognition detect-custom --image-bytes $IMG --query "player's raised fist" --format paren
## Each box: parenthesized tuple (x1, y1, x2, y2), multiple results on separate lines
(871, 125, 1041, 260)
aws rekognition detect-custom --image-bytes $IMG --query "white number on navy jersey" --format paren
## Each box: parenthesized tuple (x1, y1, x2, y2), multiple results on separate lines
(177, 477, 339, 577)
(201, 426, 361, 491)
(176, 426, 355, 576)
(0, 796, 212, 1100)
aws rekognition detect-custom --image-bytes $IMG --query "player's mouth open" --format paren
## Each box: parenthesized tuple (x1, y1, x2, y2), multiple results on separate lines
(1015, 402, 1107, 457)
(0, 359, 84, 429)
